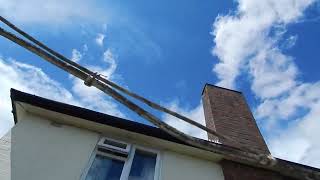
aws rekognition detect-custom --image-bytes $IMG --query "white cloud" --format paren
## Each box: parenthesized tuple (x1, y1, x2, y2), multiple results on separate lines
(102, 49, 117, 77)
(162, 101, 207, 140)
(256, 82, 320, 121)
(70, 48, 123, 118)
(212, 0, 314, 89)
(70, 78, 124, 118)
(95, 33, 106, 47)
(0, 48, 124, 138)
(249, 48, 298, 99)
(71, 49, 82, 62)
(211, 0, 320, 167)
(269, 100, 320, 168)
(283, 35, 298, 49)
(0, 58, 76, 137)
(0, 0, 107, 25)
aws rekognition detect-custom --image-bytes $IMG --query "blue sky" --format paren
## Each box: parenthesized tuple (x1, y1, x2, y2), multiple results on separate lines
(1, 0, 320, 168)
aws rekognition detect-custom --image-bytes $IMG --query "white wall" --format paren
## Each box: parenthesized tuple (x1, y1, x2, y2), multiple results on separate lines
(0, 131, 11, 180)
(160, 151, 224, 180)
(11, 113, 100, 180)
(11, 110, 225, 180)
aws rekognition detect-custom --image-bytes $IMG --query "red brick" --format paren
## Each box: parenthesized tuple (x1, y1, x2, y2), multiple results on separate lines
(220, 160, 297, 180)
(202, 84, 270, 154)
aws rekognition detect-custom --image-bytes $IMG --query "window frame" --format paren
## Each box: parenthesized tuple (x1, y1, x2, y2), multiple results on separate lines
(98, 137, 131, 155)
(81, 137, 161, 180)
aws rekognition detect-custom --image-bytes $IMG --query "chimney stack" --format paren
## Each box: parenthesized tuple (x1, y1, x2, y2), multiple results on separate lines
(202, 84, 270, 154)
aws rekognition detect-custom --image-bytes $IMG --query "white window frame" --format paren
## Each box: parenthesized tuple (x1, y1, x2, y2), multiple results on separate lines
(121, 145, 161, 180)
(81, 137, 161, 180)
(98, 137, 131, 155)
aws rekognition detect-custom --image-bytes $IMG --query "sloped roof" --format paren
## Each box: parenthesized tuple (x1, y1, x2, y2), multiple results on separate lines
(10, 88, 187, 145)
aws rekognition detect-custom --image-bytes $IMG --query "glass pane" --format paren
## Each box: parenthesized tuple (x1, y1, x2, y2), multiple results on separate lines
(128, 150, 157, 180)
(85, 154, 124, 180)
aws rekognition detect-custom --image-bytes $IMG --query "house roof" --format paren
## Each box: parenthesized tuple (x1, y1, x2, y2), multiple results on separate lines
(10, 88, 320, 179)
(10, 88, 187, 146)
(10, 88, 242, 154)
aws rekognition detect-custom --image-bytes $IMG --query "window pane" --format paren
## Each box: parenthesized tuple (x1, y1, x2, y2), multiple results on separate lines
(85, 155, 124, 180)
(128, 150, 157, 180)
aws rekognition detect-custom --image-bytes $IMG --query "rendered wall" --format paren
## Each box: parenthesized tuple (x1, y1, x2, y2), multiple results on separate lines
(0, 131, 11, 180)
(160, 150, 224, 180)
(11, 113, 99, 180)
(11, 111, 225, 180)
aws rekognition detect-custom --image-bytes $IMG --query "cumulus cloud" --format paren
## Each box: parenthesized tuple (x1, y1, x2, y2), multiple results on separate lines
(0, 0, 106, 25)
(212, 0, 314, 89)
(162, 101, 207, 140)
(212, 0, 320, 167)
(0, 48, 124, 137)
(249, 48, 298, 99)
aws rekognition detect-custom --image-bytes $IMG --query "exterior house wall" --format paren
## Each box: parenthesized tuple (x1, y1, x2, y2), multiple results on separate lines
(11, 111, 225, 180)
(0, 131, 11, 180)
(11, 112, 100, 180)
(160, 150, 224, 180)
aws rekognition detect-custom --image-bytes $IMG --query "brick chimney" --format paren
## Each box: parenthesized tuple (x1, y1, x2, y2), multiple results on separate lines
(202, 84, 270, 154)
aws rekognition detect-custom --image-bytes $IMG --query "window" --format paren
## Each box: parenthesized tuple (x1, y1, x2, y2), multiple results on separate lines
(83, 137, 160, 180)
(85, 155, 124, 180)
(128, 150, 157, 180)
